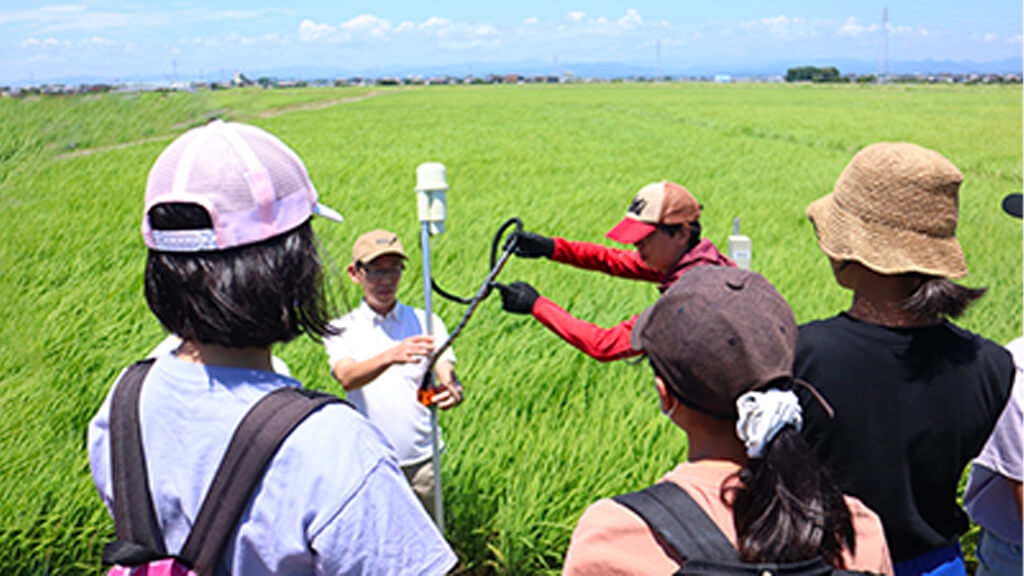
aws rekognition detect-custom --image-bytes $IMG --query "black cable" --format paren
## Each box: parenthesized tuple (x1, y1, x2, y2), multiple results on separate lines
(431, 280, 473, 305)
(419, 217, 523, 393)
(431, 217, 523, 304)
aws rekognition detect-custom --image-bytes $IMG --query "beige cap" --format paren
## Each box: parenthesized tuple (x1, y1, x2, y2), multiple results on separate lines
(606, 181, 701, 244)
(352, 229, 407, 265)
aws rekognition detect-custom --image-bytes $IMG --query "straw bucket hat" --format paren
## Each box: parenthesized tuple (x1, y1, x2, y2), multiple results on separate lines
(805, 142, 967, 279)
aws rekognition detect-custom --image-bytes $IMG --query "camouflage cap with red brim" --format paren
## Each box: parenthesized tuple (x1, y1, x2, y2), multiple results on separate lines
(606, 181, 701, 244)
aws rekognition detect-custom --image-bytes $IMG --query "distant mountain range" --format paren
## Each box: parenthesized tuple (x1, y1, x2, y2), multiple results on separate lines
(8, 57, 1021, 87)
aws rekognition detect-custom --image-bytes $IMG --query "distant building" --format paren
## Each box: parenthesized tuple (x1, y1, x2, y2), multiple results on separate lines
(232, 71, 255, 87)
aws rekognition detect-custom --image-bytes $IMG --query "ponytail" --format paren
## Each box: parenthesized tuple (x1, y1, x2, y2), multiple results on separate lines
(724, 383, 856, 567)
(901, 276, 986, 321)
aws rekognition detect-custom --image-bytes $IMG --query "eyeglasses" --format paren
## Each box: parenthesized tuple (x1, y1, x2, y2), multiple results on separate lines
(359, 264, 404, 281)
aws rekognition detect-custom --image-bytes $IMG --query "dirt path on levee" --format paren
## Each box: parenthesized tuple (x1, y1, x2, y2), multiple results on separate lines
(58, 88, 409, 160)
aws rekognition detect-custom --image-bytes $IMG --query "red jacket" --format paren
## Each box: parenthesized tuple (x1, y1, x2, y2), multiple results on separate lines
(531, 237, 735, 361)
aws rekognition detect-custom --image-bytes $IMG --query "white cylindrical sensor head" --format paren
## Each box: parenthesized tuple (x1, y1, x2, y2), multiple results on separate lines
(415, 162, 449, 192)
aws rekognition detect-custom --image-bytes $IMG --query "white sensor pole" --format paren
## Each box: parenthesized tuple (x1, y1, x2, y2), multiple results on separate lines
(728, 217, 752, 270)
(415, 162, 448, 531)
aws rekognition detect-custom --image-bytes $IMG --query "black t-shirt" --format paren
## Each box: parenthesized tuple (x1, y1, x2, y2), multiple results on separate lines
(794, 313, 1014, 563)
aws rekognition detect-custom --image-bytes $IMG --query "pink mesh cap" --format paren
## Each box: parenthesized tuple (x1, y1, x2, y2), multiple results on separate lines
(142, 120, 343, 252)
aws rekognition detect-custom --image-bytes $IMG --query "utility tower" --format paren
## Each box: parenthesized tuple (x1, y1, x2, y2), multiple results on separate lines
(878, 6, 889, 82)
(656, 39, 662, 79)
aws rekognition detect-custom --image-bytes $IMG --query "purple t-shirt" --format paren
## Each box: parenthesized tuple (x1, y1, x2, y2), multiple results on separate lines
(964, 337, 1023, 544)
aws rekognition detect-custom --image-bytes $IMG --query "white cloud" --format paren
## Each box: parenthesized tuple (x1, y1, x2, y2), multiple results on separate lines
(421, 17, 453, 30)
(340, 14, 393, 39)
(837, 17, 878, 37)
(888, 23, 916, 36)
(10, 7, 1021, 82)
(299, 19, 335, 42)
(297, 14, 501, 47)
(741, 15, 820, 39)
(470, 24, 499, 38)
(1, 4, 287, 36)
(84, 36, 116, 46)
(199, 9, 288, 23)
(515, 8, 659, 42)
(29, 36, 65, 47)
(0, 4, 85, 25)
(618, 9, 643, 27)
(19, 37, 65, 48)
(969, 32, 1002, 42)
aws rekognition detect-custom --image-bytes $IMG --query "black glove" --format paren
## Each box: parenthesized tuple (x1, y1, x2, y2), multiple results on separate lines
(509, 231, 554, 259)
(494, 282, 540, 314)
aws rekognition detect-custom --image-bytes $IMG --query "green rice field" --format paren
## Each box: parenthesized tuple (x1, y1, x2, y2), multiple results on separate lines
(0, 82, 1020, 574)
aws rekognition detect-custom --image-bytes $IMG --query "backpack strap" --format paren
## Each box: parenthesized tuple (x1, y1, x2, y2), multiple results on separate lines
(105, 359, 346, 574)
(178, 386, 344, 575)
(612, 481, 741, 564)
(108, 359, 166, 555)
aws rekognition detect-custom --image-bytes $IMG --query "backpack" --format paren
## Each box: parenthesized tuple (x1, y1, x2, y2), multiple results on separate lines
(612, 482, 879, 576)
(102, 359, 346, 576)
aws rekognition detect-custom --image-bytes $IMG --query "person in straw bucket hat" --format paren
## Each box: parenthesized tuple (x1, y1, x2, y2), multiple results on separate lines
(792, 142, 1015, 576)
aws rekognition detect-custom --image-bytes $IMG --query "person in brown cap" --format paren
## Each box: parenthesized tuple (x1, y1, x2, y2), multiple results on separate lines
(322, 229, 465, 519)
(794, 142, 1015, 575)
(563, 266, 892, 575)
(495, 181, 734, 361)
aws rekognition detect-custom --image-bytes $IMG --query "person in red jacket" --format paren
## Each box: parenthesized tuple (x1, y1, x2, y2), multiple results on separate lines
(495, 181, 735, 362)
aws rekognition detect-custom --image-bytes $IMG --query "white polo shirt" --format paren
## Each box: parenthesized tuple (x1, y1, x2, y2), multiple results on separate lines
(324, 300, 456, 466)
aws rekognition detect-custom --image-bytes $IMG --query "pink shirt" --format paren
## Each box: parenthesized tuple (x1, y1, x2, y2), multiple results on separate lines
(563, 460, 894, 575)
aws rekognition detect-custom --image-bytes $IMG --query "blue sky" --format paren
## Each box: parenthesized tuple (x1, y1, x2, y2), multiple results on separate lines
(2, 1, 1021, 83)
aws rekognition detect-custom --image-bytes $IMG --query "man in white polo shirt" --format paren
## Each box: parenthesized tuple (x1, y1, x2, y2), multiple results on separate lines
(323, 229, 464, 519)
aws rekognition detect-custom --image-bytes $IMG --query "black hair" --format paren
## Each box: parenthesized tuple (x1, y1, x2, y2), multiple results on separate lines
(658, 220, 702, 251)
(723, 380, 856, 567)
(900, 275, 986, 321)
(654, 368, 857, 563)
(144, 202, 337, 348)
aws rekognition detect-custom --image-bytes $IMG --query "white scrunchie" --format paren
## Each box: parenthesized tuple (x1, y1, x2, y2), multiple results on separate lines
(735, 389, 803, 459)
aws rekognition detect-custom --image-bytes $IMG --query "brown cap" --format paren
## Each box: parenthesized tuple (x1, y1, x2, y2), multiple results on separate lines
(352, 229, 407, 265)
(606, 181, 701, 244)
(806, 142, 966, 279)
(631, 266, 797, 420)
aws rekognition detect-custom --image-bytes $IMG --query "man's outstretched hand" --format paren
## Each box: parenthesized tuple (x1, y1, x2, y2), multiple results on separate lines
(494, 281, 540, 314)
(509, 231, 554, 259)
